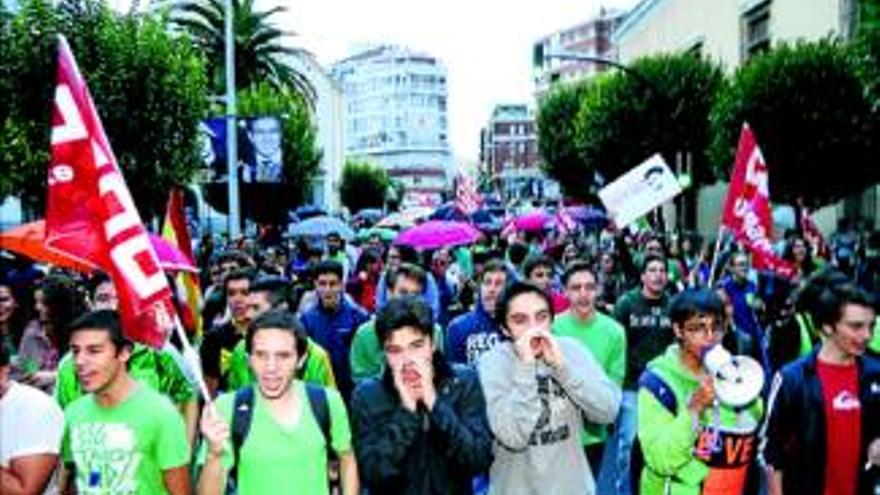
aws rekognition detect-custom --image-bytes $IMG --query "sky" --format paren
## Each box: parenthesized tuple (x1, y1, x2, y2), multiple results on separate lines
(264, 0, 638, 165)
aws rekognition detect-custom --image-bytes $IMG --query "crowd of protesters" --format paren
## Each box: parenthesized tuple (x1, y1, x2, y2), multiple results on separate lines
(1, 213, 880, 495)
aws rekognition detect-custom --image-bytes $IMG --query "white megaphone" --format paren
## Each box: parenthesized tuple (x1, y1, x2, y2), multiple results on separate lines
(702, 344, 764, 408)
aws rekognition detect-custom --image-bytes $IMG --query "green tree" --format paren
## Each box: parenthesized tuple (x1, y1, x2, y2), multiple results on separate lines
(339, 159, 390, 213)
(171, 0, 312, 100)
(573, 54, 724, 194)
(0, 0, 208, 220)
(202, 82, 322, 224)
(709, 39, 878, 207)
(536, 80, 593, 199)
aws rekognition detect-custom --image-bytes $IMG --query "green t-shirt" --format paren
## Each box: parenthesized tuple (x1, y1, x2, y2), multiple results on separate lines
(54, 345, 197, 410)
(199, 382, 352, 495)
(62, 382, 190, 494)
(349, 318, 445, 382)
(871, 319, 880, 354)
(553, 310, 626, 446)
(226, 338, 336, 390)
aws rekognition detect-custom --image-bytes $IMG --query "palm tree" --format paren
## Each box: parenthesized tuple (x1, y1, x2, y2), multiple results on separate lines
(170, 0, 314, 103)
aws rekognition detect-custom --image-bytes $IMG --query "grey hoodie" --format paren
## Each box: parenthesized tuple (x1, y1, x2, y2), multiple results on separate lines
(478, 336, 621, 495)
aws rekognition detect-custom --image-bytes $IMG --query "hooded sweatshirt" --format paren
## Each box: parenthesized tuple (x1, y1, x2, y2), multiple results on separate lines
(637, 345, 764, 495)
(478, 337, 621, 495)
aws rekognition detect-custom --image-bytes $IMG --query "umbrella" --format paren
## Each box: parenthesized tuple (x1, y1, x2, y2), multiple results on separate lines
(352, 208, 385, 227)
(509, 211, 555, 233)
(375, 207, 433, 229)
(289, 215, 355, 240)
(394, 221, 482, 250)
(0, 221, 198, 273)
(356, 227, 396, 243)
(293, 205, 327, 221)
(564, 206, 608, 227)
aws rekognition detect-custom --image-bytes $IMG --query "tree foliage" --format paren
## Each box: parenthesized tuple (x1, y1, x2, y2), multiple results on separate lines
(0, 0, 208, 220)
(709, 39, 878, 207)
(536, 80, 592, 200)
(202, 82, 322, 224)
(339, 159, 389, 213)
(573, 54, 724, 189)
(170, 0, 312, 101)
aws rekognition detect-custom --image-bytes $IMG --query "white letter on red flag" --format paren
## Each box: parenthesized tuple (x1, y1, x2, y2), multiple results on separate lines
(45, 35, 175, 348)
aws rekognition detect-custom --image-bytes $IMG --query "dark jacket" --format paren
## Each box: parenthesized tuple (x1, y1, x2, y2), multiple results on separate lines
(351, 353, 494, 495)
(762, 348, 880, 495)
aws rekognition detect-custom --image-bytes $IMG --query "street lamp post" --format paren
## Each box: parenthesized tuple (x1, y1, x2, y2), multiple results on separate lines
(225, 0, 240, 238)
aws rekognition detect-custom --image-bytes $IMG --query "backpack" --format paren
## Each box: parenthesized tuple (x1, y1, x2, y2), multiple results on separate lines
(226, 383, 334, 494)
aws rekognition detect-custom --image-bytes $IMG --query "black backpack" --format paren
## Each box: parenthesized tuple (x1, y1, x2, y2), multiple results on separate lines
(225, 383, 334, 494)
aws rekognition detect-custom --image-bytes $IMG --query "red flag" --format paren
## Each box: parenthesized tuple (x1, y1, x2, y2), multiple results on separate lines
(721, 124, 794, 277)
(162, 188, 203, 337)
(46, 35, 176, 348)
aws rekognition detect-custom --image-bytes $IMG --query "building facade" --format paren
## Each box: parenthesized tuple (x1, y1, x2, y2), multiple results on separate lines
(612, 0, 866, 235)
(331, 45, 453, 206)
(533, 8, 627, 96)
(480, 104, 558, 202)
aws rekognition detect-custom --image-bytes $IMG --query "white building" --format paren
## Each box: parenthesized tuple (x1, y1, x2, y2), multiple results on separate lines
(331, 45, 453, 205)
(281, 50, 346, 212)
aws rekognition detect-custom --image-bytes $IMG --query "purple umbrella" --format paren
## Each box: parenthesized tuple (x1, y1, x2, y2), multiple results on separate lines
(394, 221, 482, 250)
(511, 211, 554, 233)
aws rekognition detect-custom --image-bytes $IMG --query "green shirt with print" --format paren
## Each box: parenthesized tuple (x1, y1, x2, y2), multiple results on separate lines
(226, 338, 336, 390)
(54, 344, 197, 410)
(62, 382, 190, 494)
(197, 381, 352, 495)
(553, 310, 626, 446)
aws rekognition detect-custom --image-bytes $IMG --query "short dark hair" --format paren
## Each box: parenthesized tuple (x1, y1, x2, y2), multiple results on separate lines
(523, 254, 554, 278)
(251, 275, 292, 308)
(507, 243, 530, 266)
(562, 260, 595, 287)
(224, 268, 255, 292)
(386, 263, 426, 292)
(375, 296, 434, 345)
(641, 253, 667, 274)
(67, 310, 132, 352)
(313, 260, 344, 280)
(815, 282, 876, 329)
(495, 280, 553, 326)
(246, 309, 307, 356)
(480, 259, 508, 282)
(669, 289, 724, 326)
(86, 271, 112, 298)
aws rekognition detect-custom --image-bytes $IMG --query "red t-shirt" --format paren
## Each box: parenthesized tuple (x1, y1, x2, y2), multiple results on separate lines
(817, 359, 861, 495)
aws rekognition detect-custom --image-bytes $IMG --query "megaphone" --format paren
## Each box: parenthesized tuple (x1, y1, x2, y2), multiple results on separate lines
(702, 344, 764, 408)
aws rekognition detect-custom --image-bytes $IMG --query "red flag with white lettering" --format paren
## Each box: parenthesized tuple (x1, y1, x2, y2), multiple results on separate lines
(721, 124, 794, 277)
(46, 35, 175, 348)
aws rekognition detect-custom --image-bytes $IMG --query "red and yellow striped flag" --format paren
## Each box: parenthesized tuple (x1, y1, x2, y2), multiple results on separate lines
(162, 187, 203, 338)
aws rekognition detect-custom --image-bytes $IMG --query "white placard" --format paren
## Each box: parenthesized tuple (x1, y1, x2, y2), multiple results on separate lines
(598, 153, 682, 228)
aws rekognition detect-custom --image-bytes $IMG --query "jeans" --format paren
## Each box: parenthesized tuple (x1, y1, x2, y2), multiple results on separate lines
(596, 390, 638, 495)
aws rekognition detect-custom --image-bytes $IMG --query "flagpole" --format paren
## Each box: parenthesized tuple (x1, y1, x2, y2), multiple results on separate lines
(172, 316, 213, 403)
(707, 225, 726, 287)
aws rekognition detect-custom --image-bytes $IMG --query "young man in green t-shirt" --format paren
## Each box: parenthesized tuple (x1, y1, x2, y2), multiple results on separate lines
(552, 260, 626, 476)
(225, 275, 336, 389)
(198, 310, 358, 495)
(59, 310, 191, 495)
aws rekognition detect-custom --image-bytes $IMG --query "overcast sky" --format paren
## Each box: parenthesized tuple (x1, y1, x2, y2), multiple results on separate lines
(263, 0, 637, 165)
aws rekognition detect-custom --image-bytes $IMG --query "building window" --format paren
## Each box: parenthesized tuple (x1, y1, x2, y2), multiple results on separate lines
(741, 1, 771, 61)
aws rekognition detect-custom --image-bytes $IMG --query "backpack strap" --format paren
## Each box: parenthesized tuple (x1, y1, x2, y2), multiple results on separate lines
(638, 369, 678, 415)
(227, 386, 255, 494)
(304, 383, 336, 460)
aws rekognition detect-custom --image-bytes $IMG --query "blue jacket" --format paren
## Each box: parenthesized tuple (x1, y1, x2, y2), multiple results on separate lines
(300, 298, 370, 399)
(445, 302, 504, 366)
(762, 348, 880, 495)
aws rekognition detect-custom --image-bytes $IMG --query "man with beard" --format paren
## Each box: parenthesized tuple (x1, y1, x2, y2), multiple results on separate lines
(198, 310, 358, 495)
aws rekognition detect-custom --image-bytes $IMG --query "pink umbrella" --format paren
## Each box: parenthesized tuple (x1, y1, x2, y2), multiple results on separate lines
(0, 221, 197, 274)
(394, 220, 482, 250)
(510, 211, 555, 233)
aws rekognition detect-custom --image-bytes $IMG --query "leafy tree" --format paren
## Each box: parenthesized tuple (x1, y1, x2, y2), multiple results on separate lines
(339, 159, 389, 213)
(202, 82, 322, 224)
(709, 39, 878, 207)
(170, 0, 312, 100)
(536, 80, 593, 199)
(573, 53, 724, 193)
(1, 0, 208, 220)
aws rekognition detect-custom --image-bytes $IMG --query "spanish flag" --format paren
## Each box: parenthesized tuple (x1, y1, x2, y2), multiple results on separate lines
(162, 187, 203, 339)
